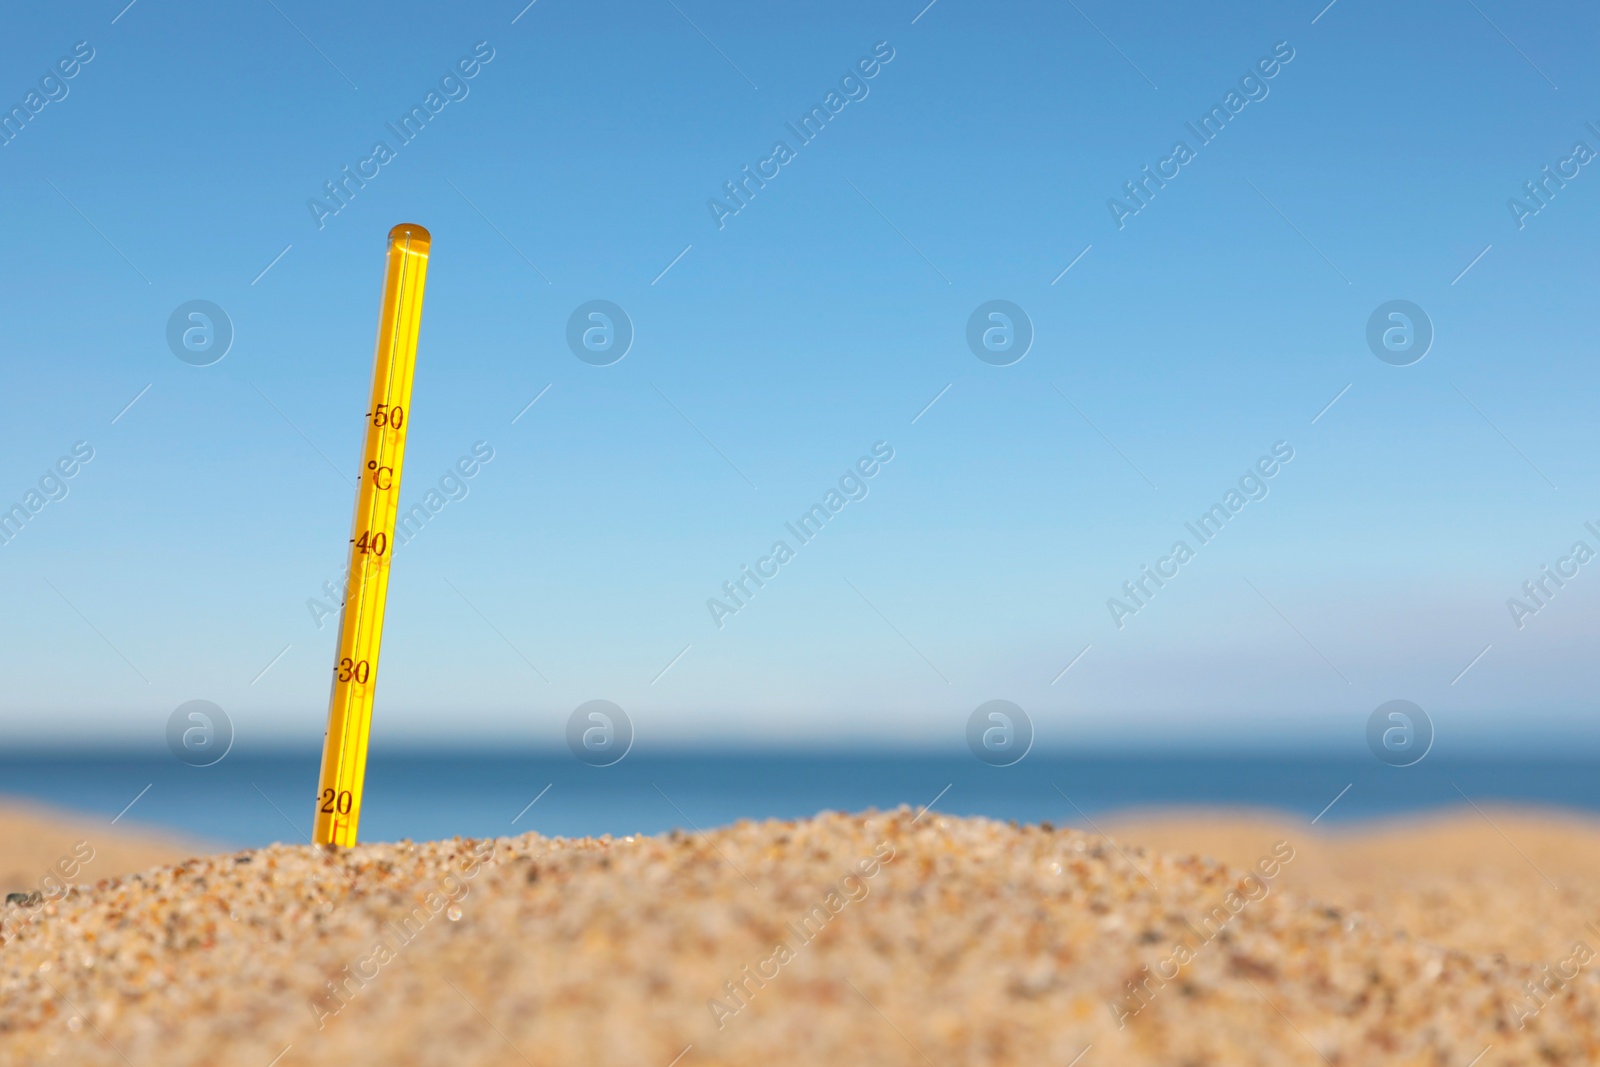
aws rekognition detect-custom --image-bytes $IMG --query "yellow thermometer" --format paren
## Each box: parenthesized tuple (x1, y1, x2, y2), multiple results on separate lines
(313, 222, 431, 847)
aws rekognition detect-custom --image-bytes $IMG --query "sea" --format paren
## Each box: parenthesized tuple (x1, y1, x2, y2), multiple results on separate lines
(1, 749, 1595, 849)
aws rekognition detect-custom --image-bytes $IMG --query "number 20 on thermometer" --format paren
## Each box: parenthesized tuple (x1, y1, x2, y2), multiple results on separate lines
(313, 223, 431, 847)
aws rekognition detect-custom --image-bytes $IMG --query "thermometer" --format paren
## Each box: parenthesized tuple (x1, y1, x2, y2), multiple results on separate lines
(313, 222, 431, 847)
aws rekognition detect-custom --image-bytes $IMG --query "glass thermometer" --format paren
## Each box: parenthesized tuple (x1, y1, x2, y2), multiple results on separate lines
(313, 222, 431, 847)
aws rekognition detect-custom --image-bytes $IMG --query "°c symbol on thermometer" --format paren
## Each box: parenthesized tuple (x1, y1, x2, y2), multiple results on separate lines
(367, 461, 394, 489)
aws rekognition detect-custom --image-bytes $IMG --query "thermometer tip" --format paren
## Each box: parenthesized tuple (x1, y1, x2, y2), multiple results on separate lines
(388, 223, 431, 253)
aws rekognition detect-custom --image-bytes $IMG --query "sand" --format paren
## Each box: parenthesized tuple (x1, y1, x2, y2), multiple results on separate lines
(2, 803, 1598, 1066)
(1107, 806, 1600, 962)
(0, 802, 207, 898)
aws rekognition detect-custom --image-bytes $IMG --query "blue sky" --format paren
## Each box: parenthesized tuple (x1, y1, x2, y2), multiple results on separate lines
(2, 0, 1598, 753)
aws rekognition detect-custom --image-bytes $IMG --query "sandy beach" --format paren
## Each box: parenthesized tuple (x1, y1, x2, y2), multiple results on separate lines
(3, 802, 1598, 1065)
(0, 803, 206, 900)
